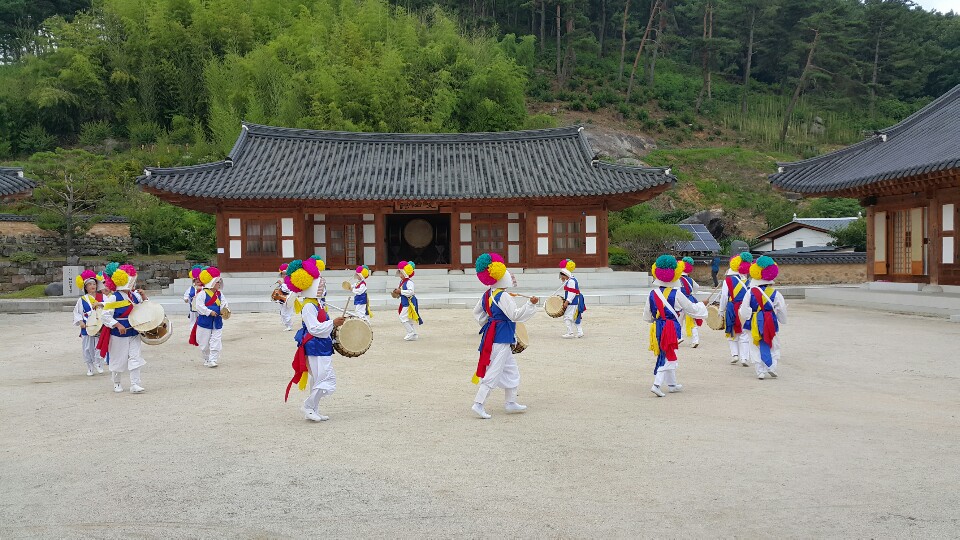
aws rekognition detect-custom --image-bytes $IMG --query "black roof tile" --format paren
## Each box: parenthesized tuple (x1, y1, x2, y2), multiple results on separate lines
(138, 123, 675, 201)
(0, 167, 36, 197)
(769, 85, 960, 194)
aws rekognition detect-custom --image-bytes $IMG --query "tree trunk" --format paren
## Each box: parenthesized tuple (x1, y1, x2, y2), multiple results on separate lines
(780, 29, 820, 144)
(539, 0, 545, 52)
(598, 0, 607, 59)
(618, 0, 630, 81)
(741, 7, 756, 116)
(626, 0, 661, 100)
(561, 16, 576, 84)
(556, 3, 562, 82)
(870, 25, 883, 119)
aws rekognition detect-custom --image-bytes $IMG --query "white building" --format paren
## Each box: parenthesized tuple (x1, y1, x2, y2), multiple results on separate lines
(753, 215, 860, 252)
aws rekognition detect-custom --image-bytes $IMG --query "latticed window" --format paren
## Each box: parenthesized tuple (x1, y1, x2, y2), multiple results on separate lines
(246, 219, 278, 256)
(552, 219, 583, 254)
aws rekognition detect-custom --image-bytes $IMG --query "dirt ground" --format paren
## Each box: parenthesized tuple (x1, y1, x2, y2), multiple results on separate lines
(1, 302, 959, 538)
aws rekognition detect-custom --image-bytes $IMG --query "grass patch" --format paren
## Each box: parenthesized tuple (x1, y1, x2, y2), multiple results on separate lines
(0, 285, 48, 299)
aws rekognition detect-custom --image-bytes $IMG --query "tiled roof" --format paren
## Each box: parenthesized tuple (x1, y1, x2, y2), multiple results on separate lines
(766, 252, 866, 265)
(0, 167, 36, 197)
(138, 123, 675, 201)
(0, 213, 129, 223)
(794, 217, 859, 232)
(763, 245, 844, 255)
(770, 84, 960, 194)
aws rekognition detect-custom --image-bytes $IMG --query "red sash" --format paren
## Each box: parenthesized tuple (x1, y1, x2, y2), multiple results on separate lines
(95, 292, 131, 357)
(189, 291, 221, 346)
(726, 276, 744, 334)
(652, 290, 679, 362)
(752, 288, 778, 346)
(285, 305, 327, 401)
(563, 286, 580, 295)
(473, 289, 499, 383)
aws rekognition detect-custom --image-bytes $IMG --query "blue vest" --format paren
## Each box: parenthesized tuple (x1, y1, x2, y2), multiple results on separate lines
(295, 303, 334, 356)
(354, 281, 368, 305)
(477, 289, 517, 349)
(108, 291, 140, 337)
(79, 295, 99, 337)
(196, 290, 223, 330)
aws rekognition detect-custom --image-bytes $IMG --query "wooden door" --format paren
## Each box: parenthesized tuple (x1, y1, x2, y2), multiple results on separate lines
(327, 223, 361, 268)
(474, 222, 506, 255)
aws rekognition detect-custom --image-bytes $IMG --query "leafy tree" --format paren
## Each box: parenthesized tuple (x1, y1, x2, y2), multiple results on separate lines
(25, 148, 112, 259)
(829, 217, 867, 251)
(610, 221, 692, 270)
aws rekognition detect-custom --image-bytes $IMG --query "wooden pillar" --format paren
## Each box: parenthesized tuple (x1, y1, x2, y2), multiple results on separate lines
(450, 210, 461, 268)
(929, 190, 941, 286)
(375, 208, 388, 271)
(865, 208, 875, 282)
(599, 208, 609, 267)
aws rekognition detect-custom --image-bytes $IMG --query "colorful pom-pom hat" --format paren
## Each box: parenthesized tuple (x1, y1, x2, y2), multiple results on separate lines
(749, 255, 780, 285)
(681, 257, 694, 275)
(105, 262, 137, 291)
(199, 266, 222, 289)
(355, 265, 371, 280)
(398, 260, 415, 279)
(284, 256, 326, 298)
(728, 251, 754, 276)
(475, 253, 514, 289)
(189, 265, 203, 280)
(74, 269, 97, 293)
(559, 259, 576, 277)
(651, 254, 683, 286)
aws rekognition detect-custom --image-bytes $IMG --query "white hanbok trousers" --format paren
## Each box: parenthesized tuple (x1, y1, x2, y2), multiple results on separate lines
(474, 343, 520, 404)
(304, 355, 336, 413)
(108, 335, 145, 385)
(195, 326, 222, 364)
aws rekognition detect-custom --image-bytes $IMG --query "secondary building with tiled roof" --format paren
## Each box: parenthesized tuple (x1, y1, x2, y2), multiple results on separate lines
(753, 215, 861, 252)
(769, 84, 960, 287)
(139, 123, 676, 272)
(0, 167, 36, 201)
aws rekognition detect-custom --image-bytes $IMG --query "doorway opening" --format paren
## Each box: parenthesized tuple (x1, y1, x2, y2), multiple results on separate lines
(386, 213, 450, 266)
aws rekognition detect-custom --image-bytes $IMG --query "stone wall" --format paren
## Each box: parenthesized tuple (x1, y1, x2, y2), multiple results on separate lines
(0, 219, 133, 257)
(0, 258, 196, 293)
(686, 262, 866, 287)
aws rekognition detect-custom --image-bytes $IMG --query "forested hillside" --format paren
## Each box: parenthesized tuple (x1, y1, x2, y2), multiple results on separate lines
(1, 0, 958, 256)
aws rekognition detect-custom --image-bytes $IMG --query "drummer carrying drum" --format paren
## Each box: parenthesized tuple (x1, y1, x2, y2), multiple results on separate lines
(393, 260, 423, 341)
(558, 259, 586, 339)
(470, 253, 538, 419)
(97, 262, 148, 394)
(190, 266, 229, 368)
(282, 257, 345, 423)
(72, 269, 105, 376)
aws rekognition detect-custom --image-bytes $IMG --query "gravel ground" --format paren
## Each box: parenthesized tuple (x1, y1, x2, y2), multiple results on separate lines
(1, 302, 958, 538)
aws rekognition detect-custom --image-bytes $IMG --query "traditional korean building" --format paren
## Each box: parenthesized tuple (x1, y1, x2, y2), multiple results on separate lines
(138, 123, 675, 272)
(770, 85, 960, 286)
(0, 167, 36, 203)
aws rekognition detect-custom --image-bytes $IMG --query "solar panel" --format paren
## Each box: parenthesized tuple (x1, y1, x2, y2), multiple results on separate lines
(675, 223, 721, 253)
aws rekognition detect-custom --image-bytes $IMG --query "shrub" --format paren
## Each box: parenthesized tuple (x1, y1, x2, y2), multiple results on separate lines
(128, 121, 163, 145)
(617, 103, 632, 117)
(79, 120, 113, 146)
(19, 124, 57, 153)
(608, 246, 631, 266)
(586, 100, 600, 112)
(9, 251, 38, 263)
(610, 222, 692, 270)
(104, 251, 130, 264)
(663, 116, 681, 128)
(569, 99, 585, 111)
(829, 218, 867, 251)
(168, 115, 195, 144)
(635, 108, 649, 122)
(186, 250, 213, 263)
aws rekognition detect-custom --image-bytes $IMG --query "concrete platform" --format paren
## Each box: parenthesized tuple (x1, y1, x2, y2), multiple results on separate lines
(805, 282, 960, 320)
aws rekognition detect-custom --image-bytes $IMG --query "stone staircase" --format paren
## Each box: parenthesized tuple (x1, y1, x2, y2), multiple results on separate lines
(150, 268, 654, 314)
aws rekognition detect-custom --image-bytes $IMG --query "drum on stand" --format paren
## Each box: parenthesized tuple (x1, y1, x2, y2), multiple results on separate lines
(544, 296, 565, 318)
(333, 318, 373, 357)
(512, 322, 529, 354)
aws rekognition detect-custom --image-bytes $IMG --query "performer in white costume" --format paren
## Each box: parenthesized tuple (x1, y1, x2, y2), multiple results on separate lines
(643, 255, 707, 397)
(558, 259, 586, 338)
(72, 269, 104, 376)
(718, 252, 753, 366)
(352, 265, 372, 321)
(182, 265, 203, 327)
(678, 256, 702, 348)
(470, 252, 538, 419)
(190, 266, 228, 368)
(282, 256, 343, 422)
(394, 260, 423, 341)
(276, 263, 295, 331)
(98, 262, 147, 393)
(738, 256, 788, 380)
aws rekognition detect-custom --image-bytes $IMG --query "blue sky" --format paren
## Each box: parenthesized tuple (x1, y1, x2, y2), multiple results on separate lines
(913, 0, 960, 13)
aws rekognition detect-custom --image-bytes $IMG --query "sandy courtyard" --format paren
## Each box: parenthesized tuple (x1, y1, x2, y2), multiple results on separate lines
(1, 302, 959, 538)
